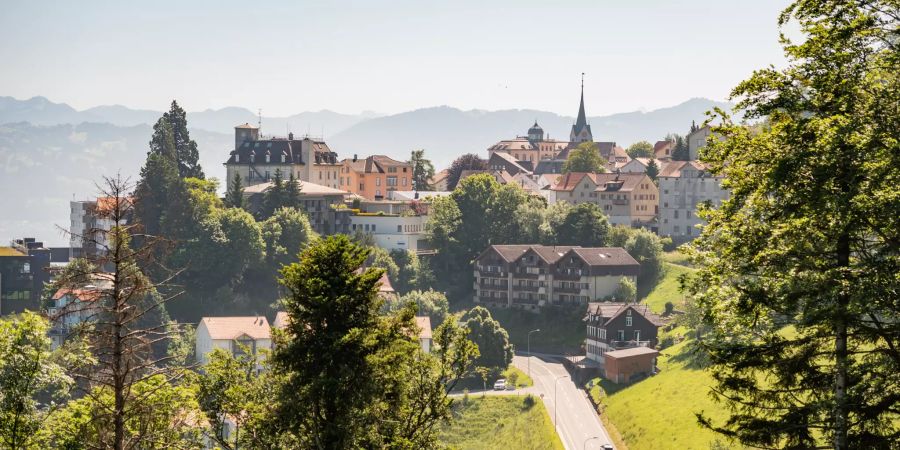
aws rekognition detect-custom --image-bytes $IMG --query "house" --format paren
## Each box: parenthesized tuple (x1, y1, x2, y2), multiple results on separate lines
(1, 238, 70, 315)
(243, 180, 351, 235)
(273, 311, 290, 330)
(604, 346, 659, 384)
(584, 302, 661, 364)
(487, 151, 534, 176)
(551, 172, 659, 227)
(687, 122, 713, 161)
(473, 245, 640, 309)
(350, 213, 428, 252)
(430, 169, 450, 191)
(224, 124, 341, 189)
(47, 286, 103, 348)
(415, 316, 432, 353)
(486, 121, 568, 165)
(340, 155, 413, 200)
(653, 140, 675, 161)
(657, 161, 729, 242)
(195, 316, 272, 371)
(619, 157, 667, 175)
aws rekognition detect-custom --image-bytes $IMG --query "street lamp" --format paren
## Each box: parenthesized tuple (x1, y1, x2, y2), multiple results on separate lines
(583, 436, 600, 450)
(527, 329, 540, 378)
(554, 374, 569, 427)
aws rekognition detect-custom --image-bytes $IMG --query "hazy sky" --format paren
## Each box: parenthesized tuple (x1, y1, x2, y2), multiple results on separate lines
(1, 0, 791, 116)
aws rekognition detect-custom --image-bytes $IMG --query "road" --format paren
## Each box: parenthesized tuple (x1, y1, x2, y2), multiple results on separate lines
(513, 354, 614, 450)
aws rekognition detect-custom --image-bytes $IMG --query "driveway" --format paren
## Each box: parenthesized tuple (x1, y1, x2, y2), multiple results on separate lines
(513, 353, 614, 450)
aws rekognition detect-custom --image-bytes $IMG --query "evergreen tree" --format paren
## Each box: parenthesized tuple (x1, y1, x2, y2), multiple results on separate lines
(150, 100, 204, 179)
(409, 149, 435, 191)
(286, 172, 301, 209)
(645, 158, 660, 182)
(134, 152, 182, 238)
(671, 134, 690, 161)
(686, 1, 900, 447)
(224, 172, 246, 209)
(259, 169, 286, 219)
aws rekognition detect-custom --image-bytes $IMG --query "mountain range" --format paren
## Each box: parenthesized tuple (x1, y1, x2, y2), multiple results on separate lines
(0, 95, 732, 245)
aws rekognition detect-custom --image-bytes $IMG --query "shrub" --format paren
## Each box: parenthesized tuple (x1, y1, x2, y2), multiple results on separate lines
(523, 394, 536, 408)
(664, 301, 674, 316)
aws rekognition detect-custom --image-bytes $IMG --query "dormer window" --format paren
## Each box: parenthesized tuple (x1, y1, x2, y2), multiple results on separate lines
(250, 152, 255, 163)
(265, 153, 271, 163)
(235, 153, 240, 163)
(282, 153, 286, 163)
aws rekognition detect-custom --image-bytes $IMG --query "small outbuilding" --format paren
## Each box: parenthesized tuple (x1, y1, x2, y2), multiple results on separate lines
(603, 346, 659, 384)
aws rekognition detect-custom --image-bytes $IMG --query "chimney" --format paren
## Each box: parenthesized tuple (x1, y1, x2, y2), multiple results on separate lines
(353, 154, 358, 162)
(288, 132, 294, 140)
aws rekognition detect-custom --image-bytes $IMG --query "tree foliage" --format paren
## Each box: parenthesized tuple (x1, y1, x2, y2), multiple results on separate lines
(562, 142, 607, 173)
(150, 100, 204, 179)
(383, 289, 451, 327)
(685, 1, 900, 447)
(446, 153, 487, 191)
(554, 202, 609, 247)
(225, 172, 246, 209)
(409, 149, 436, 191)
(626, 140, 654, 159)
(461, 306, 513, 371)
(262, 207, 317, 270)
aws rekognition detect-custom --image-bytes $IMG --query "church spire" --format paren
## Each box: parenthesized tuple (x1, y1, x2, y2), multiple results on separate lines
(570, 72, 593, 143)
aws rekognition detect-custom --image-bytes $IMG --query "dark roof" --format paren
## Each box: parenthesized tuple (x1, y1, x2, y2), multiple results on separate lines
(226, 138, 305, 165)
(488, 152, 532, 175)
(534, 160, 565, 175)
(572, 88, 591, 138)
(481, 245, 638, 269)
(568, 247, 640, 267)
(586, 302, 663, 327)
(528, 121, 543, 133)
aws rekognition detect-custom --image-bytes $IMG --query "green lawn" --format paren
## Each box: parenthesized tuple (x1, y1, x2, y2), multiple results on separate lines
(641, 262, 695, 314)
(502, 365, 533, 388)
(588, 339, 735, 450)
(439, 396, 564, 450)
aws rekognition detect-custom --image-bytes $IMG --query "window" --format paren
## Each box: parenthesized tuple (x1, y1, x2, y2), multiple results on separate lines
(402, 178, 407, 186)
(625, 315, 633, 327)
(387, 176, 397, 186)
(235, 154, 240, 163)
(617, 330, 625, 341)
(600, 328, 606, 339)
(359, 183, 364, 191)
(265, 154, 270, 163)
(397, 225, 402, 232)
(376, 178, 381, 186)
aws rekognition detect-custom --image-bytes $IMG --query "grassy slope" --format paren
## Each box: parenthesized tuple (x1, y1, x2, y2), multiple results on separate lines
(592, 339, 730, 450)
(489, 306, 586, 355)
(642, 262, 695, 314)
(439, 396, 564, 450)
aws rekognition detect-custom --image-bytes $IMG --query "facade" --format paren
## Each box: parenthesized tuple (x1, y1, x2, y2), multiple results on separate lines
(687, 123, 712, 161)
(603, 346, 659, 384)
(585, 302, 661, 364)
(224, 124, 341, 189)
(657, 161, 729, 241)
(619, 157, 667, 175)
(473, 245, 640, 309)
(195, 316, 272, 371)
(243, 180, 351, 235)
(0, 247, 35, 315)
(653, 140, 675, 161)
(486, 121, 569, 165)
(340, 155, 413, 200)
(349, 213, 428, 252)
(551, 172, 659, 227)
(430, 169, 450, 192)
(70, 197, 133, 258)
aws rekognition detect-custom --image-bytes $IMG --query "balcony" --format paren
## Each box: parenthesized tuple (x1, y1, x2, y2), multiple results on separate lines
(512, 284, 540, 292)
(554, 285, 581, 294)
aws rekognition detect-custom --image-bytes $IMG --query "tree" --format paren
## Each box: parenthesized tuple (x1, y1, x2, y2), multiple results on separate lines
(259, 169, 287, 219)
(446, 153, 487, 191)
(196, 348, 283, 450)
(273, 235, 477, 448)
(0, 312, 87, 449)
(389, 249, 434, 294)
(150, 100, 204, 179)
(645, 158, 660, 182)
(286, 172, 301, 209)
(613, 278, 636, 302)
(556, 202, 609, 247)
(670, 134, 689, 161)
(626, 140, 654, 159)
(224, 172, 246, 209)
(262, 207, 317, 270)
(382, 289, 450, 327)
(461, 306, 513, 371)
(409, 149, 435, 191)
(368, 245, 400, 285)
(624, 228, 664, 291)
(63, 176, 189, 450)
(134, 151, 183, 238)
(562, 142, 607, 173)
(685, 1, 900, 447)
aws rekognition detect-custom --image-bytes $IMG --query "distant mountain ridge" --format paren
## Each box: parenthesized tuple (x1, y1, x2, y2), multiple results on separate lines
(0, 95, 732, 245)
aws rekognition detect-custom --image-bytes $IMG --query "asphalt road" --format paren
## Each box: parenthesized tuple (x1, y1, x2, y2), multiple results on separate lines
(513, 354, 614, 450)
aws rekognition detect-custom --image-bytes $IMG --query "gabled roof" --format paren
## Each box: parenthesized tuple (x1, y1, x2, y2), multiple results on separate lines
(273, 311, 290, 330)
(415, 316, 432, 340)
(378, 272, 395, 293)
(653, 140, 673, 153)
(489, 151, 532, 175)
(551, 172, 648, 192)
(242, 180, 348, 196)
(658, 160, 715, 178)
(567, 247, 640, 268)
(550, 172, 595, 192)
(199, 316, 271, 340)
(53, 288, 102, 302)
(343, 155, 411, 174)
(586, 302, 663, 327)
(604, 346, 659, 359)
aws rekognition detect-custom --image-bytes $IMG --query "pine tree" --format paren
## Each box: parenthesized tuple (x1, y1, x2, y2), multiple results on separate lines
(224, 172, 246, 209)
(286, 172, 301, 209)
(165, 100, 204, 179)
(409, 149, 435, 191)
(260, 169, 286, 219)
(646, 159, 659, 182)
(671, 134, 690, 161)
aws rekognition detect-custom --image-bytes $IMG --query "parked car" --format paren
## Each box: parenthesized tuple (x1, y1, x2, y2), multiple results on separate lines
(493, 379, 506, 390)
(601, 445, 614, 450)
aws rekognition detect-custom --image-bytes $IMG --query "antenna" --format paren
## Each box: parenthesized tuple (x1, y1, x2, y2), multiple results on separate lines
(258, 108, 262, 136)
(581, 72, 584, 90)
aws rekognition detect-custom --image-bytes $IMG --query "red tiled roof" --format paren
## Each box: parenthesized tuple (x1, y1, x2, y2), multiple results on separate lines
(52, 288, 102, 302)
(199, 316, 271, 340)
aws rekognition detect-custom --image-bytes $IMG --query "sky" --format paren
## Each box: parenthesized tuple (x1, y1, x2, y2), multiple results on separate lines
(1, 0, 792, 117)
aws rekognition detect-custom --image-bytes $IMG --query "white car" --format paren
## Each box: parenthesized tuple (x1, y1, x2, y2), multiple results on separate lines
(493, 379, 507, 390)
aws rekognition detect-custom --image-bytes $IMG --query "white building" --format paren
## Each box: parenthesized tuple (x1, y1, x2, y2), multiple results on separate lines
(349, 214, 428, 252)
(195, 316, 272, 371)
(657, 161, 729, 242)
(69, 197, 132, 258)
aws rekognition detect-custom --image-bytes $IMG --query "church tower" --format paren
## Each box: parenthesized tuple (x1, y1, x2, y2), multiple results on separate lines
(569, 73, 593, 143)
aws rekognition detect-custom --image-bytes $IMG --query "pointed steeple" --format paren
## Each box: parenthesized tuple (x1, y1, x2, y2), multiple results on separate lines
(570, 73, 593, 143)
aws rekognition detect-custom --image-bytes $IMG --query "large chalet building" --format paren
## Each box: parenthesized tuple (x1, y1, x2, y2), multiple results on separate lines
(224, 124, 341, 189)
(551, 171, 659, 228)
(584, 302, 662, 365)
(473, 245, 640, 310)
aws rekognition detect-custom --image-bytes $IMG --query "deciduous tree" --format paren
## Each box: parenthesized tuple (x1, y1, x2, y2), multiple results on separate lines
(562, 142, 607, 173)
